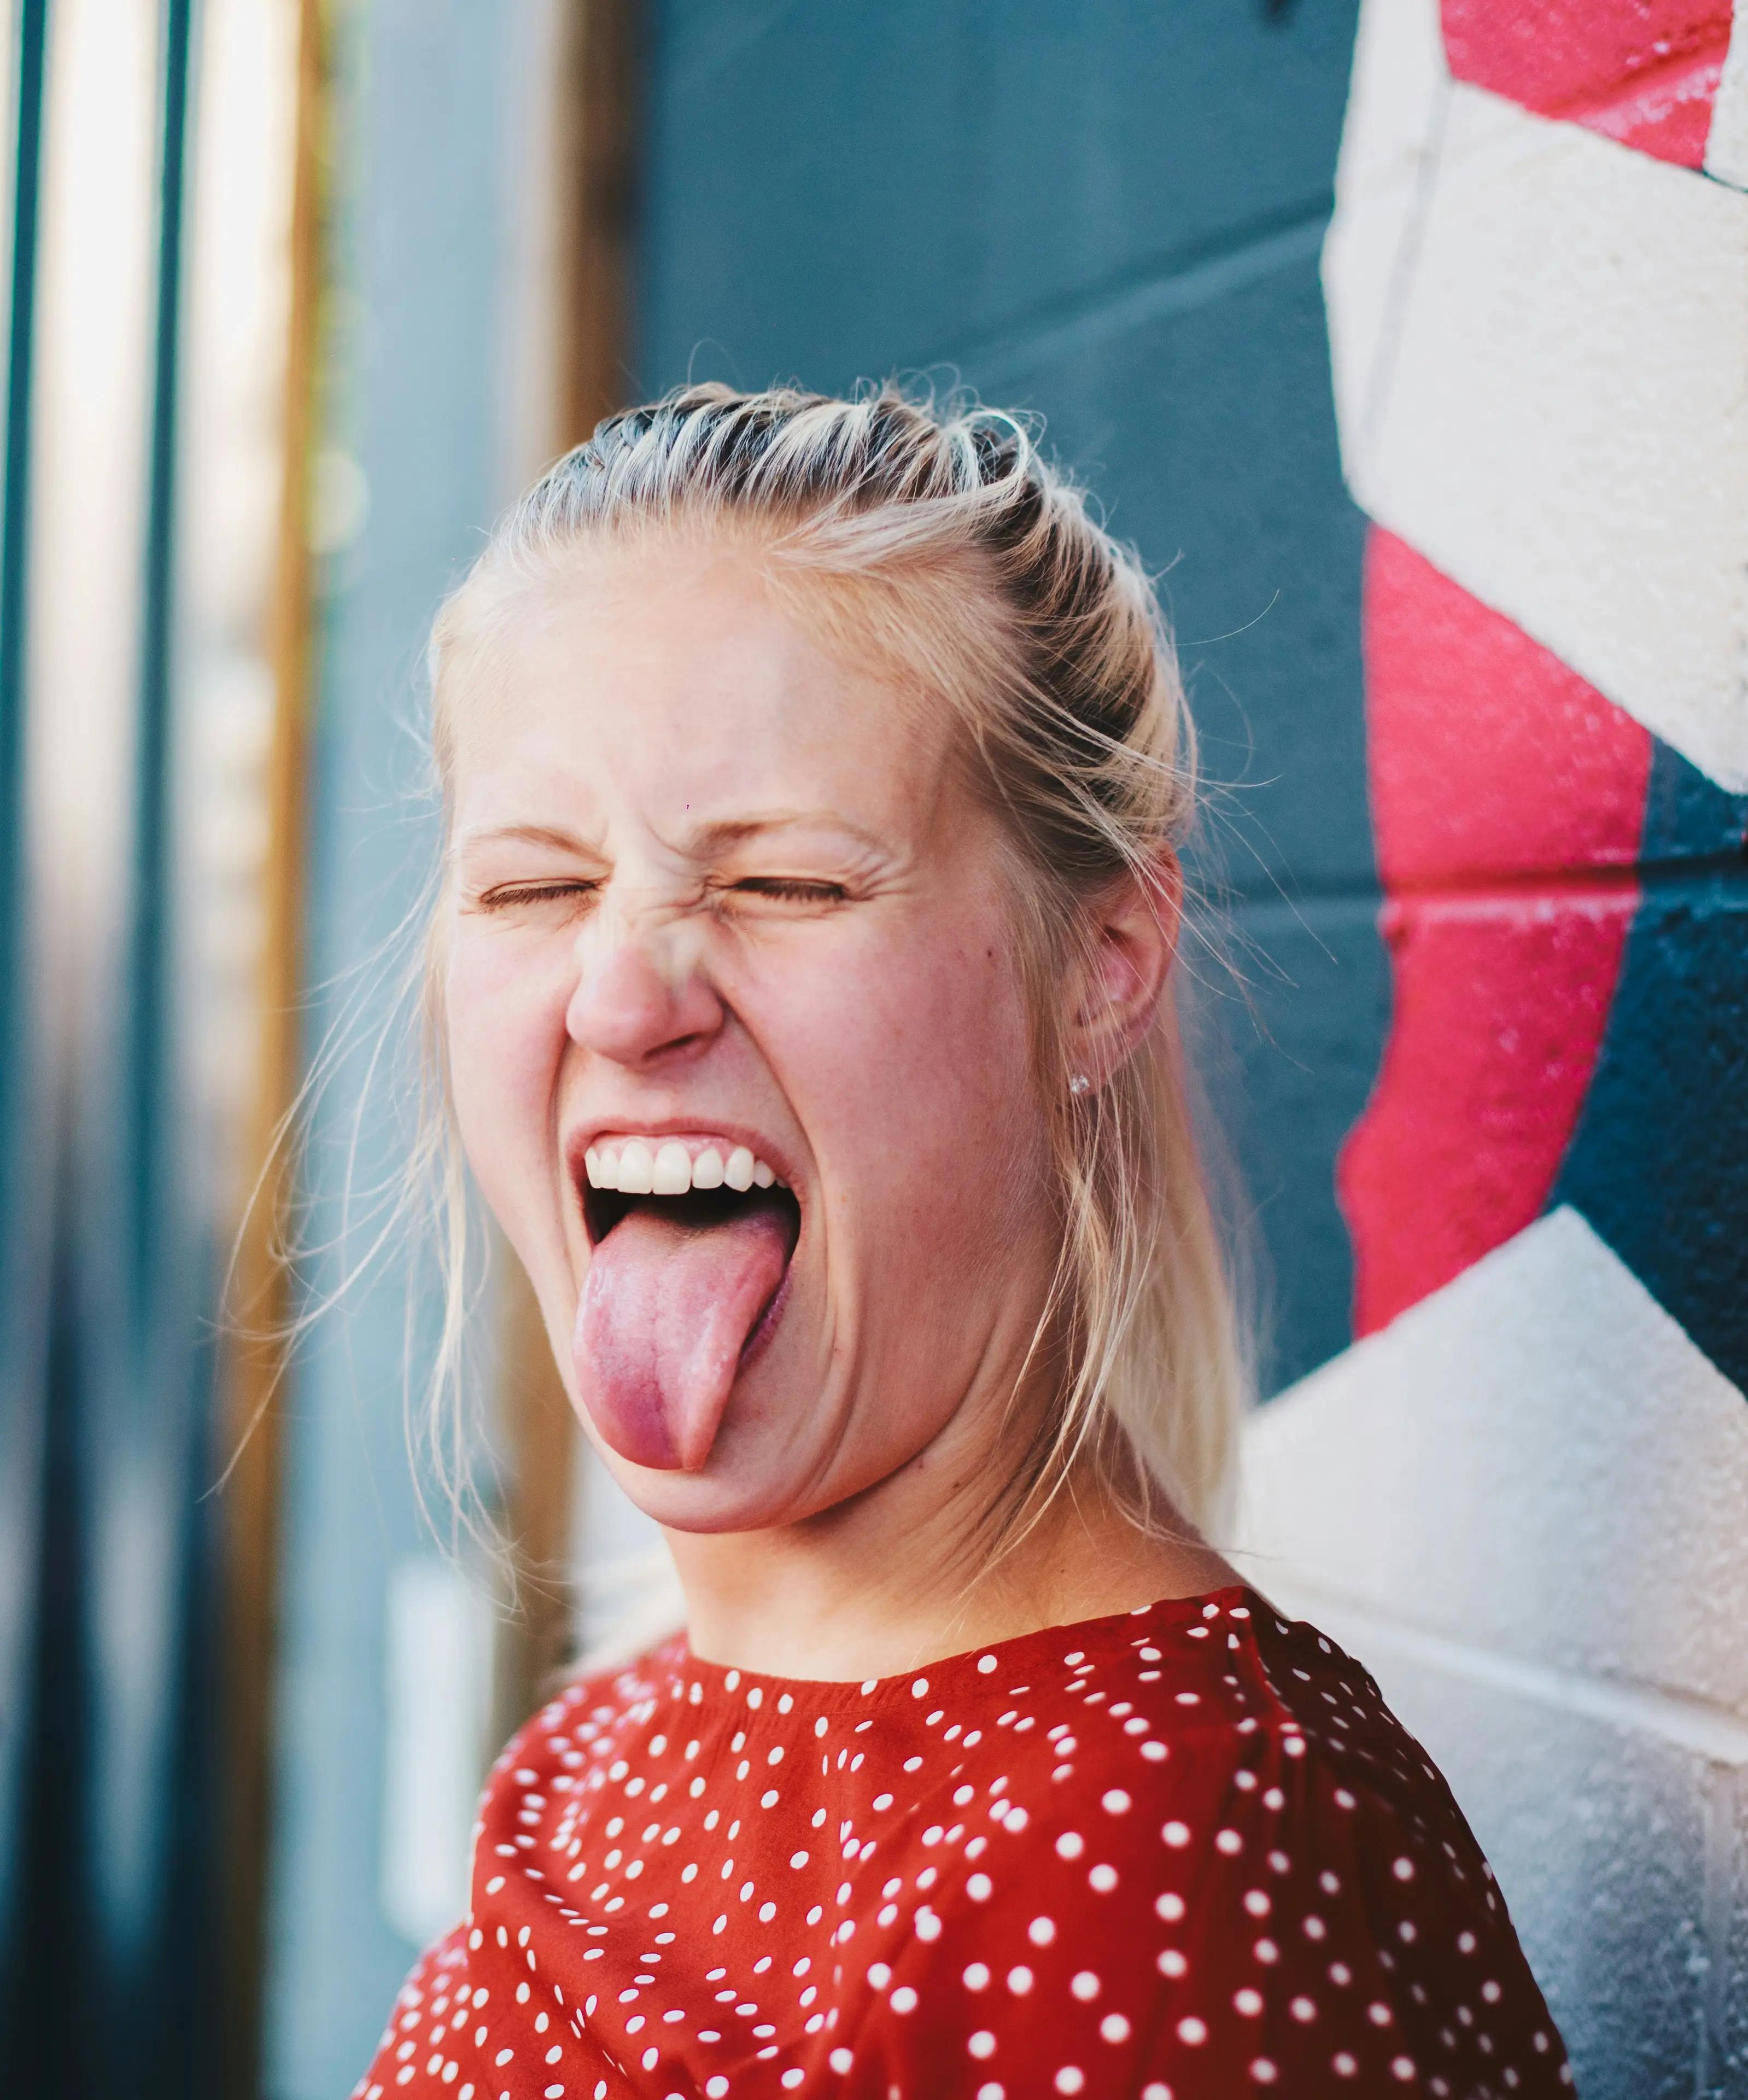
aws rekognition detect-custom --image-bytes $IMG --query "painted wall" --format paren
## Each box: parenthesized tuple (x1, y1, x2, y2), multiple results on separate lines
(638, 0, 1378, 1396)
(638, 1, 1748, 2090)
(1244, 3, 1748, 2093)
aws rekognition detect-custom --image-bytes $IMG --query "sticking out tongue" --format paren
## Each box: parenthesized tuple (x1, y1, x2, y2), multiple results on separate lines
(573, 1193, 795, 1471)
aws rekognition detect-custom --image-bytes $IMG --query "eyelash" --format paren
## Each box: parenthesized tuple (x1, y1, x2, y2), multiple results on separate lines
(475, 876, 849, 912)
(723, 877, 848, 905)
(477, 880, 600, 912)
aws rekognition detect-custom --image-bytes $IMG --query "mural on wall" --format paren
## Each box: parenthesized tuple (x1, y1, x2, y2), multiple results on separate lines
(1328, 0, 1748, 1369)
(1243, 1, 1748, 2090)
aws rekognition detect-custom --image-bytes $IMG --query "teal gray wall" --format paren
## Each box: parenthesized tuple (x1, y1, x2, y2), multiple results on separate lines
(636, 0, 1379, 1392)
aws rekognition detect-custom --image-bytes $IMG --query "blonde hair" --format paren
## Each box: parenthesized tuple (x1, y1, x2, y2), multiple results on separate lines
(426, 382, 1250, 1542)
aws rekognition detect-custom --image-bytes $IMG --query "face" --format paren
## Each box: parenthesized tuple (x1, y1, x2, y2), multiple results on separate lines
(441, 541, 1063, 1534)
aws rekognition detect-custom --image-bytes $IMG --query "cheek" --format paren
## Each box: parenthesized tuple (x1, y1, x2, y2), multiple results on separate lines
(775, 903, 1045, 1221)
(444, 929, 571, 1232)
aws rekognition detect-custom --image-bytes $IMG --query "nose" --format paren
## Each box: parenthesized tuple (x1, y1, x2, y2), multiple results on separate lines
(564, 908, 726, 1070)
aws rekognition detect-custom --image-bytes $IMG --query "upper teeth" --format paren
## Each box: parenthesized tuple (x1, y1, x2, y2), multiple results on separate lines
(584, 1138, 781, 1195)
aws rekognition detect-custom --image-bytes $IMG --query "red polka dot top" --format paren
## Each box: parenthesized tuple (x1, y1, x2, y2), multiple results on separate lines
(356, 1586, 1569, 2100)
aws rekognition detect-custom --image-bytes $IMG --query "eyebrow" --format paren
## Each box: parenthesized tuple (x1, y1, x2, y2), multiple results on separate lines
(688, 810, 889, 855)
(451, 810, 890, 860)
(449, 821, 599, 860)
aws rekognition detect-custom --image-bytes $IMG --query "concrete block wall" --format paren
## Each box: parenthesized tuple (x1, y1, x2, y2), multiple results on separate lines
(556, 1, 1748, 2085)
(1242, 3, 1748, 2092)
(637, 0, 1381, 1395)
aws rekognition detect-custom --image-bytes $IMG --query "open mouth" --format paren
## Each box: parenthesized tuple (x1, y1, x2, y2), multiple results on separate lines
(582, 1180, 802, 1257)
(571, 1136, 802, 1474)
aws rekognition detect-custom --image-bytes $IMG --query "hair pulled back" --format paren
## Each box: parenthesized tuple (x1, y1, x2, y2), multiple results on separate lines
(428, 382, 1249, 1542)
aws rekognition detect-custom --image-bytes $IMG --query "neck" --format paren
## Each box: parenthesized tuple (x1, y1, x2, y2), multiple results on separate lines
(664, 1439, 1235, 1683)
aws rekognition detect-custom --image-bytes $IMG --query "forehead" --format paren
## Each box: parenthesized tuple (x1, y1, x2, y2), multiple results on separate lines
(447, 542, 959, 835)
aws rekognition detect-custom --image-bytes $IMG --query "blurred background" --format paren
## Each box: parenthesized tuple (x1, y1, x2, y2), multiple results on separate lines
(1, 2, 1743, 2096)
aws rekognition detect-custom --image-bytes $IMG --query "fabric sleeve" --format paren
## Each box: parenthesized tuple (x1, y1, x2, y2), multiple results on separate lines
(1130, 1720, 1573, 2097)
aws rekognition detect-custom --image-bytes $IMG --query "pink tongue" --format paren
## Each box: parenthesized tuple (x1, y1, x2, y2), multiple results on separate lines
(573, 1199, 792, 1472)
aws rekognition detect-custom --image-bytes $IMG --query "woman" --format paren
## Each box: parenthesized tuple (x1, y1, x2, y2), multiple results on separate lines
(356, 386, 1567, 2099)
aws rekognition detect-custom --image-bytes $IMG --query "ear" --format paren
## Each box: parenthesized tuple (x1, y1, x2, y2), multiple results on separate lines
(1065, 851, 1182, 1084)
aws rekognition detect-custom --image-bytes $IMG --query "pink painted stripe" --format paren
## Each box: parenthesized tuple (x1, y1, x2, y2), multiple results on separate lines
(1339, 533, 1650, 1335)
(1441, 0, 1732, 168)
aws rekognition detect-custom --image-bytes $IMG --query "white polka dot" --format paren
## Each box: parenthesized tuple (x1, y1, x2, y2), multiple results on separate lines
(1215, 1829, 1242, 1856)
(1393, 1856, 1414, 1881)
(1250, 2060, 1278, 2085)
(1100, 2014, 1130, 2043)
(1028, 1916, 1056, 1947)
(963, 1963, 991, 1991)
(1102, 1789, 1131, 1815)
(968, 2032, 997, 2060)
(890, 1987, 918, 2015)
(782, 2073, 804, 2091)
(1159, 1951, 1188, 1979)
(1055, 1832, 1085, 1860)
(1391, 2060, 1417, 2082)
(968, 1873, 993, 1901)
(1177, 2016, 1207, 2045)
(1162, 1821, 1190, 1847)
(828, 2051, 852, 2074)
(977, 1656, 998, 1673)
(1055, 2072, 1085, 2095)
(1155, 1891, 1185, 1921)
(1007, 1967, 1033, 1996)
(1089, 1864, 1118, 1893)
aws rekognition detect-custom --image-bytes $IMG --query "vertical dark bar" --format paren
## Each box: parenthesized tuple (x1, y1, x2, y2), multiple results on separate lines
(0, 0, 47, 1186)
(126, 0, 192, 1329)
(126, 9, 219, 2097)
(0, 0, 54, 2074)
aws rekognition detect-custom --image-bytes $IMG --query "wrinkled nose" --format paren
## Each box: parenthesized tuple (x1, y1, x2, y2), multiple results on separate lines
(564, 918, 725, 1070)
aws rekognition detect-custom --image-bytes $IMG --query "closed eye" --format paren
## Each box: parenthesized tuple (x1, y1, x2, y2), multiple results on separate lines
(474, 878, 601, 912)
(723, 876, 849, 905)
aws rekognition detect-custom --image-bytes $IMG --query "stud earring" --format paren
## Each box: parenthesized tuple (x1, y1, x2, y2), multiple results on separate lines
(1069, 1073, 1091, 1096)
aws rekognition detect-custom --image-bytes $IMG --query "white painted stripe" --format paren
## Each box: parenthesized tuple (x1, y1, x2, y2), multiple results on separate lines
(1323, 0, 1449, 476)
(1707, 1, 1748, 190)
(1237, 1209, 1748, 1717)
(1267, 1582, 1748, 1768)
(1325, 0, 1748, 790)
